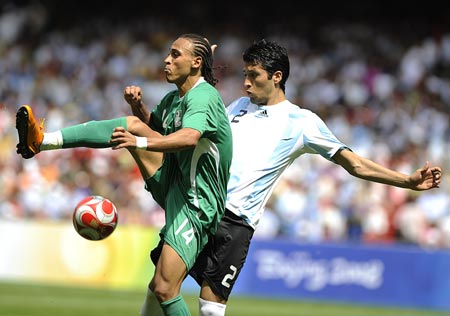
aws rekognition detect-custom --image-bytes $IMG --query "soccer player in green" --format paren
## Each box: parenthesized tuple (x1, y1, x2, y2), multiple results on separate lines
(15, 33, 233, 316)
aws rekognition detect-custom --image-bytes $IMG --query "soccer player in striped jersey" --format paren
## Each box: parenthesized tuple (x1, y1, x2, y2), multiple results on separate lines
(186, 39, 442, 316)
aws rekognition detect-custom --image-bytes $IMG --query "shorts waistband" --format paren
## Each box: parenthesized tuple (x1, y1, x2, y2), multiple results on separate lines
(224, 209, 252, 228)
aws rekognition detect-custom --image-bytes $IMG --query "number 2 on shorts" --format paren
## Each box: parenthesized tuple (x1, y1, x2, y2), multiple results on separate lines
(221, 265, 237, 288)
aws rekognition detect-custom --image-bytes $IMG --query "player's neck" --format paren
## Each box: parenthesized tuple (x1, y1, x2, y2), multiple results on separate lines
(265, 91, 286, 106)
(178, 75, 203, 97)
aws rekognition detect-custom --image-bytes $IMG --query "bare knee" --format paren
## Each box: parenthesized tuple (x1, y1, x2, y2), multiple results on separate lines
(147, 278, 174, 303)
(126, 116, 144, 133)
(127, 115, 162, 139)
(152, 279, 178, 302)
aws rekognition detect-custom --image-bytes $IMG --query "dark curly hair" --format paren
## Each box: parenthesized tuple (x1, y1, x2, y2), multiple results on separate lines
(243, 39, 290, 92)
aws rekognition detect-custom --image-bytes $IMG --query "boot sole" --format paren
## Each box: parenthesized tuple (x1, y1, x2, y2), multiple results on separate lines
(16, 107, 34, 159)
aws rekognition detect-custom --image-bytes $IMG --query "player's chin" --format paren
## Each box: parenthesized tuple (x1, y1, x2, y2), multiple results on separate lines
(249, 96, 263, 105)
(164, 72, 174, 82)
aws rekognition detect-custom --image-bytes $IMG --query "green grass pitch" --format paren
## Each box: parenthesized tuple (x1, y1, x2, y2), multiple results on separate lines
(0, 281, 449, 316)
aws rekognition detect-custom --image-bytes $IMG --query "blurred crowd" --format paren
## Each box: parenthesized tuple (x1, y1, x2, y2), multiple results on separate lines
(0, 2, 449, 248)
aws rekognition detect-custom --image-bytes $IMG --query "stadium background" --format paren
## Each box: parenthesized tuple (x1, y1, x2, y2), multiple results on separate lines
(1, 0, 450, 313)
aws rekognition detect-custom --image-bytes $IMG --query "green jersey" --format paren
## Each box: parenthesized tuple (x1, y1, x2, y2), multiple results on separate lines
(146, 79, 232, 269)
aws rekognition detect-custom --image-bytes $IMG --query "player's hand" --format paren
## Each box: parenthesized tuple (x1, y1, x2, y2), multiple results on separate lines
(409, 161, 442, 190)
(110, 127, 138, 150)
(124, 85, 143, 108)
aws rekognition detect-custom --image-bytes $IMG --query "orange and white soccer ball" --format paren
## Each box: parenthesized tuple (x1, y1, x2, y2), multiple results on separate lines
(72, 195, 118, 241)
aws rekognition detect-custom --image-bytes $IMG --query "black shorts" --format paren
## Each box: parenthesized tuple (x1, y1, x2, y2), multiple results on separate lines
(189, 209, 254, 301)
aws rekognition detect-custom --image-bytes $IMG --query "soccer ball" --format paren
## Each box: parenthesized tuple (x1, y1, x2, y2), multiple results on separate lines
(72, 195, 118, 241)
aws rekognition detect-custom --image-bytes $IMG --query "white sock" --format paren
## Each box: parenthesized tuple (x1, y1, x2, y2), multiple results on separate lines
(140, 288, 163, 316)
(41, 131, 63, 150)
(199, 298, 227, 316)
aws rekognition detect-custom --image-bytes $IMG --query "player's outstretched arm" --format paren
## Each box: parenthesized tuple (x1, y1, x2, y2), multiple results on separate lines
(334, 149, 442, 191)
(124, 85, 151, 125)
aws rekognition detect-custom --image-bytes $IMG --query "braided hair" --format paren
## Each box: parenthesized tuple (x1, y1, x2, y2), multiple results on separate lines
(180, 33, 218, 87)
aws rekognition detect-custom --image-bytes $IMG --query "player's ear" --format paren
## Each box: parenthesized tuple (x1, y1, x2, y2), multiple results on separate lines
(192, 56, 202, 69)
(273, 70, 283, 85)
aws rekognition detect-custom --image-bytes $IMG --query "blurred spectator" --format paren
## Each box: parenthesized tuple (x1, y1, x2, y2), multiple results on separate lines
(0, 3, 449, 249)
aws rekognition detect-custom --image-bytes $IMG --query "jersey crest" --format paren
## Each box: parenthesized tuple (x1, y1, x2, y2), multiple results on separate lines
(174, 110, 182, 127)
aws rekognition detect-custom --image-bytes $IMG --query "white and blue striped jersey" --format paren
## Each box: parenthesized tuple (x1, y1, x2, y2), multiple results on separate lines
(226, 97, 349, 229)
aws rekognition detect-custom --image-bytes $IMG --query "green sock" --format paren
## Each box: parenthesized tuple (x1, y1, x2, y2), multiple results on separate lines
(160, 294, 190, 316)
(61, 117, 127, 148)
